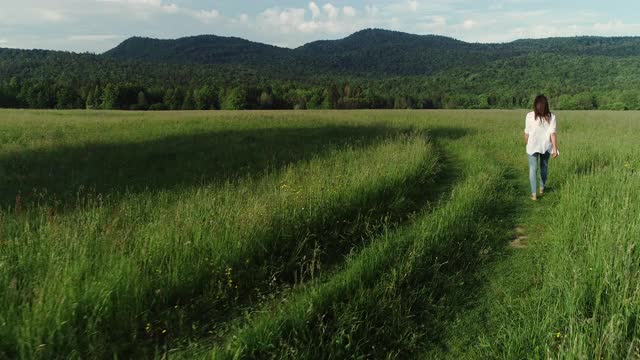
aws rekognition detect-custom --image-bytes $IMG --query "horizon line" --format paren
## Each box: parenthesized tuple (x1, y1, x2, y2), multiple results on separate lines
(2, 27, 640, 55)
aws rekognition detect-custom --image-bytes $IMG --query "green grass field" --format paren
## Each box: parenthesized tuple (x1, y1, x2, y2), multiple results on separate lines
(1, 109, 638, 359)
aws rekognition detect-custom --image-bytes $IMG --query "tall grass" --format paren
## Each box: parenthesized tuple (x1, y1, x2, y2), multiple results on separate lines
(0, 131, 437, 358)
(174, 138, 506, 359)
(483, 165, 640, 359)
(1, 109, 639, 359)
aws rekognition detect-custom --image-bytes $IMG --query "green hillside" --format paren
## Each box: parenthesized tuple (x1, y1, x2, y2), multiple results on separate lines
(2, 29, 640, 110)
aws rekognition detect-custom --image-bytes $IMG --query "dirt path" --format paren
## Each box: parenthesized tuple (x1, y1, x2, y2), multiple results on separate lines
(421, 154, 564, 359)
(509, 226, 528, 249)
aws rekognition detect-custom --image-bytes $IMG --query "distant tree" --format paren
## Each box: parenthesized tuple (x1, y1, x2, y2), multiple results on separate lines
(163, 88, 183, 110)
(0, 82, 20, 108)
(221, 87, 248, 110)
(182, 90, 195, 110)
(131, 91, 149, 111)
(148, 103, 168, 111)
(620, 91, 640, 110)
(394, 96, 416, 109)
(323, 84, 340, 109)
(91, 85, 102, 109)
(102, 83, 119, 110)
(193, 85, 218, 110)
(57, 85, 82, 109)
(283, 89, 308, 110)
(19, 82, 56, 109)
(573, 93, 597, 110)
(258, 90, 274, 109)
(307, 91, 324, 109)
(85, 90, 95, 110)
(145, 87, 165, 105)
(476, 95, 490, 109)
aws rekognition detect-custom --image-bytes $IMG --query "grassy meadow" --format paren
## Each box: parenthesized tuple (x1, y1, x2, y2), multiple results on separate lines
(0, 109, 639, 359)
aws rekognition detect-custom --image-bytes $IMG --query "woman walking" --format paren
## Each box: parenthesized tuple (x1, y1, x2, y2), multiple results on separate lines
(524, 95, 559, 201)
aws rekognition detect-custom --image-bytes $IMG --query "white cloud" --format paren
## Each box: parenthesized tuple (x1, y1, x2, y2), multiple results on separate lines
(38, 9, 66, 22)
(462, 19, 477, 29)
(365, 5, 379, 17)
(323, 4, 339, 19)
(309, 2, 321, 19)
(193, 9, 220, 23)
(0, 39, 7, 44)
(259, 8, 306, 33)
(96, 0, 180, 16)
(67, 35, 121, 41)
(408, 0, 418, 12)
(3, 0, 640, 52)
(161, 3, 178, 14)
(343, 6, 356, 17)
(592, 20, 640, 34)
(414, 15, 448, 33)
(256, 3, 370, 36)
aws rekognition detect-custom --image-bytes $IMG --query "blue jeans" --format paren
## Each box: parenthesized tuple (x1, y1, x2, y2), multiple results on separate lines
(528, 152, 550, 194)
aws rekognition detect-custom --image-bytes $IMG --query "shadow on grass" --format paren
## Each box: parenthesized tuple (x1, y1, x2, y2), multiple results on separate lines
(299, 180, 520, 359)
(1, 124, 473, 359)
(129, 127, 473, 356)
(415, 159, 572, 357)
(255, 150, 550, 359)
(1, 125, 400, 211)
(182, 140, 505, 360)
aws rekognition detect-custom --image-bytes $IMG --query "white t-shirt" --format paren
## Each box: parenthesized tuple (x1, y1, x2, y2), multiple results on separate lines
(524, 111, 557, 155)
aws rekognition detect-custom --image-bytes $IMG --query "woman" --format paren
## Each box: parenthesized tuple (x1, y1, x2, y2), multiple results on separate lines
(524, 95, 559, 201)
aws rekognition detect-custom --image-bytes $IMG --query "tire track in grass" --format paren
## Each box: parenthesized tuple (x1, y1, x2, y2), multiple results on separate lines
(166, 143, 503, 359)
(418, 142, 575, 359)
(461, 162, 640, 359)
(1, 132, 443, 359)
(155, 128, 468, 357)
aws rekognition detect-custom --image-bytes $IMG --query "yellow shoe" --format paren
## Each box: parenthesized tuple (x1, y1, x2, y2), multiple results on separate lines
(531, 194, 538, 201)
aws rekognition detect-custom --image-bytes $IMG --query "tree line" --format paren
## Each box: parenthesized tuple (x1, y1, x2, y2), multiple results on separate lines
(3, 78, 640, 111)
(0, 79, 468, 110)
(3, 47, 640, 110)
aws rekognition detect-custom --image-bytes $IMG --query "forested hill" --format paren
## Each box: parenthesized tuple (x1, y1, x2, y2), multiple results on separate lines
(104, 35, 293, 68)
(105, 29, 640, 76)
(2, 28, 640, 110)
(105, 30, 494, 76)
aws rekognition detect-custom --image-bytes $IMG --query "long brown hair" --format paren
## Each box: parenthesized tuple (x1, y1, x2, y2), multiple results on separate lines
(534, 95, 552, 123)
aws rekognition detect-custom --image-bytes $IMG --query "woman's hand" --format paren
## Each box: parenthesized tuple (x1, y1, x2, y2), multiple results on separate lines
(552, 148, 559, 159)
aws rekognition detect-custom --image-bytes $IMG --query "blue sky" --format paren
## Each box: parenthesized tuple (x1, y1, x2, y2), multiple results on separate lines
(2, 0, 640, 53)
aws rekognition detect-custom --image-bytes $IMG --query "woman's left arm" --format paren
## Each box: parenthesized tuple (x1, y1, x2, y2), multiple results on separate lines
(550, 115, 558, 158)
(551, 133, 558, 158)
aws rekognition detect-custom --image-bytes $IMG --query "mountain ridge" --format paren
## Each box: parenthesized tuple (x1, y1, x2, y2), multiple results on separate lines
(101, 28, 640, 76)
(3, 28, 640, 111)
(106, 28, 640, 53)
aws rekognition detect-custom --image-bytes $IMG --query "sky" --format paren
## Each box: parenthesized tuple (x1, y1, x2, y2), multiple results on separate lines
(2, 0, 640, 53)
